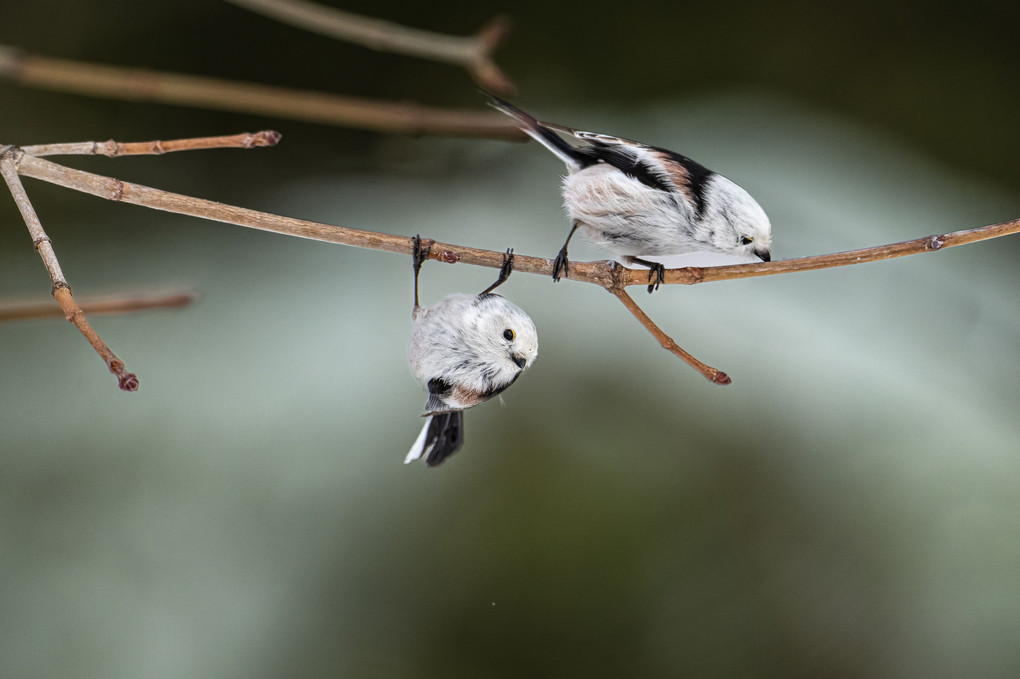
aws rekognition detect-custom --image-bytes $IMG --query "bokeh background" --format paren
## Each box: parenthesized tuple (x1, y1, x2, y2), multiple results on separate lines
(2, 1, 1019, 677)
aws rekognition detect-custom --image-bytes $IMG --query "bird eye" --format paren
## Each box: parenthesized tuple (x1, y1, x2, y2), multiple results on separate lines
(503, 329, 515, 341)
(740, 236, 754, 246)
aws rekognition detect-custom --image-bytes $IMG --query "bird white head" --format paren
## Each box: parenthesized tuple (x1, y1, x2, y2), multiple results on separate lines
(463, 292, 539, 375)
(700, 174, 773, 262)
(409, 292, 537, 412)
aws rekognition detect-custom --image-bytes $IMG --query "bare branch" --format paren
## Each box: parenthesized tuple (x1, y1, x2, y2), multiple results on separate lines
(609, 287, 731, 385)
(631, 220, 1020, 288)
(13, 150, 614, 278)
(7, 136, 1020, 384)
(0, 44, 524, 139)
(1, 150, 70, 293)
(0, 291, 197, 322)
(23, 130, 281, 158)
(0, 148, 138, 391)
(223, 0, 514, 94)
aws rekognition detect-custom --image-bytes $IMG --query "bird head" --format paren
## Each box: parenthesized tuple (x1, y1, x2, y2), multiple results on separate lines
(473, 294, 538, 384)
(705, 176, 773, 263)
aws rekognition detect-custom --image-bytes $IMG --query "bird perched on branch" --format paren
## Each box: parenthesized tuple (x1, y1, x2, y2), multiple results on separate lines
(405, 236, 539, 467)
(486, 94, 772, 292)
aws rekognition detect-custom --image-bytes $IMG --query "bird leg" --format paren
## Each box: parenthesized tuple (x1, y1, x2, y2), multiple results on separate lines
(411, 234, 432, 310)
(481, 248, 514, 295)
(552, 222, 580, 282)
(626, 256, 666, 293)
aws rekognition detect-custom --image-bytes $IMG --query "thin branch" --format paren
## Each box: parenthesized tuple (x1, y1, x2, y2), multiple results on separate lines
(7, 137, 1020, 384)
(0, 148, 138, 390)
(0, 152, 69, 286)
(0, 44, 524, 139)
(12, 151, 590, 274)
(223, 0, 514, 94)
(22, 130, 281, 158)
(634, 220, 1020, 288)
(609, 288, 731, 385)
(0, 291, 197, 323)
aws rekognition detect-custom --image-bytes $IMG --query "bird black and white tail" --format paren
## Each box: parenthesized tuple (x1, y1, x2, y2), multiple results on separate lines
(405, 411, 465, 467)
(484, 92, 588, 171)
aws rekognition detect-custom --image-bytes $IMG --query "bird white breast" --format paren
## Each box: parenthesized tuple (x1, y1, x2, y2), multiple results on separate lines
(560, 164, 709, 257)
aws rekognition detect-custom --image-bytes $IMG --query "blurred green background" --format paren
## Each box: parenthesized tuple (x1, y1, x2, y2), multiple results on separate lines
(2, 1, 1019, 677)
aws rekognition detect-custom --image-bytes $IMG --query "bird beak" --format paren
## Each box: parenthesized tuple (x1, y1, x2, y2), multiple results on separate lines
(755, 248, 771, 262)
(511, 354, 528, 369)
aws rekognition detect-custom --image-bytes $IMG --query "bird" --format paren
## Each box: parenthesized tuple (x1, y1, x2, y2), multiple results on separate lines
(486, 93, 772, 292)
(405, 236, 539, 467)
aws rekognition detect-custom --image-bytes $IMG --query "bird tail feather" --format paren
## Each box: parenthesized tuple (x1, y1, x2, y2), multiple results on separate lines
(483, 92, 587, 171)
(404, 411, 465, 467)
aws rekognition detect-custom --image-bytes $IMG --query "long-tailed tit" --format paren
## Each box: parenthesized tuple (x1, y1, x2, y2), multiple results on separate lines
(486, 94, 773, 292)
(405, 236, 539, 467)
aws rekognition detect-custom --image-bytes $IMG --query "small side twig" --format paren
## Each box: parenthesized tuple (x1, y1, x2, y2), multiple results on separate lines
(0, 44, 523, 139)
(223, 0, 515, 94)
(0, 291, 197, 322)
(608, 286, 730, 385)
(22, 130, 281, 158)
(0, 147, 138, 391)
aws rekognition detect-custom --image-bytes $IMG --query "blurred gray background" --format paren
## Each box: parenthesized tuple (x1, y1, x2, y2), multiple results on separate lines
(2, 1, 1019, 677)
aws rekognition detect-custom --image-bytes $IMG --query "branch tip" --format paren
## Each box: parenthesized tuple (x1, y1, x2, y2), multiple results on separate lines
(118, 371, 140, 391)
(476, 14, 512, 50)
(253, 130, 282, 147)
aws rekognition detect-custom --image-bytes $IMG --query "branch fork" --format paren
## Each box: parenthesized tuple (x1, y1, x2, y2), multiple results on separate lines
(223, 0, 515, 94)
(1, 145, 141, 390)
(0, 132, 284, 391)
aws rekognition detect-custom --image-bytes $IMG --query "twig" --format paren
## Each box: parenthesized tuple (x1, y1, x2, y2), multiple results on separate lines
(223, 0, 514, 94)
(7, 137, 1020, 384)
(643, 225, 1020, 287)
(0, 147, 138, 391)
(0, 291, 197, 322)
(13, 151, 590, 271)
(0, 44, 524, 139)
(22, 130, 281, 158)
(609, 288, 731, 384)
(607, 283, 730, 381)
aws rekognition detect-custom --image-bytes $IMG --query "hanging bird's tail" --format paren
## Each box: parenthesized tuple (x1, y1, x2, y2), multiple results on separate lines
(404, 411, 465, 467)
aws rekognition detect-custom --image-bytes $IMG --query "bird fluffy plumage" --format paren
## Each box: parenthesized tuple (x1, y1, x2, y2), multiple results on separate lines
(486, 95, 773, 274)
(406, 292, 538, 467)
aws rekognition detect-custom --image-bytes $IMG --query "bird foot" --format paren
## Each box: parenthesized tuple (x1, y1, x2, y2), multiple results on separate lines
(552, 248, 570, 282)
(646, 262, 665, 294)
(481, 248, 515, 295)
